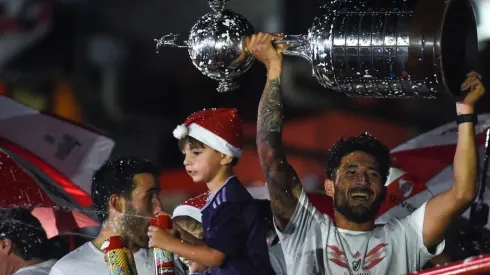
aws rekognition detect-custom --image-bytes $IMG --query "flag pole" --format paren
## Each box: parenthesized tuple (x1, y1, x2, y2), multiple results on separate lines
(470, 128, 490, 227)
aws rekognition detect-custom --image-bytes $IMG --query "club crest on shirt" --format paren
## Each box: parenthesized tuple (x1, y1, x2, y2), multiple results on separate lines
(398, 178, 414, 198)
(327, 243, 389, 275)
(352, 259, 362, 271)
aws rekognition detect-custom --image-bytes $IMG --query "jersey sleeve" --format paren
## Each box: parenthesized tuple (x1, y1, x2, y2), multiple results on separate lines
(400, 201, 445, 270)
(49, 266, 66, 275)
(274, 190, 332, 265)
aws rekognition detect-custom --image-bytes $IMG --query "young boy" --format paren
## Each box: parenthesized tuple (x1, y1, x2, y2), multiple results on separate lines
(148, 108, 275, 275)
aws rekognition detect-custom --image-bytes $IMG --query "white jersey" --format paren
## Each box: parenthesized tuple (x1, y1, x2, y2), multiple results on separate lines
(269, 242, 287, 275)
(276, 191, 445, 275)
(49, 242, 155, 275)
(14, 259, 56, 275)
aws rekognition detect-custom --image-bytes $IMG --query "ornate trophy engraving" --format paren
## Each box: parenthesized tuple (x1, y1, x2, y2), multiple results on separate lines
(155, 0, 254, 92)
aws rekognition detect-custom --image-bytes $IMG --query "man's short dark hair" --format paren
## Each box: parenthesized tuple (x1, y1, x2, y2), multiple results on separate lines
(0, 208, 48, 261)
(91, 156, 160, 222)
(178, 136, 239, 166)
(325, 132, 391, 184)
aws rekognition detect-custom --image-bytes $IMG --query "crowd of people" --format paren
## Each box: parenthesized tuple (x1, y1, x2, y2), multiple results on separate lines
(0, 32, 487, 275)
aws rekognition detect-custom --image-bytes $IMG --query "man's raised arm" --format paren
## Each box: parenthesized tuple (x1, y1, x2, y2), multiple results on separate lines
(422, 72, 486, 248)
(247, 32, 302, 230)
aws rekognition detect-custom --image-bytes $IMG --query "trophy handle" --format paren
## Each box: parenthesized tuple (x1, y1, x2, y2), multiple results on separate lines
(217, 79, 239, 93)
(154, 33, 188, 53)
(273, 34, 311, 63)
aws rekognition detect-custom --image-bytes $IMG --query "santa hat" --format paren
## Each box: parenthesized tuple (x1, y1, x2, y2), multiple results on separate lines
(172, 192, 209, 222)
(173, 108, 243, 158)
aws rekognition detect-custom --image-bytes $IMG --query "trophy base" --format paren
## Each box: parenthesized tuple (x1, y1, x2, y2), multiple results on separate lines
(216, 80, 239, 93)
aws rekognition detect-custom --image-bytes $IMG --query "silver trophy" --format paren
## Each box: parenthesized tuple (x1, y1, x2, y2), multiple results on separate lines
(155, 0, 254, 93)
(156, 0, 478, 98)
(273, 0, 478, 98)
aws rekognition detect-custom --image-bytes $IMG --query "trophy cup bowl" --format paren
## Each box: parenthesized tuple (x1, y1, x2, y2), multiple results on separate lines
(188, 10, 255, 92)
(155, 0, 255, 93)
(272, 0, 478, 99)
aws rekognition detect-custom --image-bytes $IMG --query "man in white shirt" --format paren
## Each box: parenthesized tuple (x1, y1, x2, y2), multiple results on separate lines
(255, 199, 287, 275)
(248, 32, 486, 274)
(0, 208, 57, 275)
(49, 157, 170, 275)
(268, 238, 286, 275)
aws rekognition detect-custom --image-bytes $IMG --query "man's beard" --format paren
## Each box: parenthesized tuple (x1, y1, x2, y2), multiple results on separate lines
(121, 203, 150, 248)
(333, 189, 384, 224)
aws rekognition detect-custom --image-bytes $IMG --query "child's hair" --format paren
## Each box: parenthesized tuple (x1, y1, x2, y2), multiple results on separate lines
(178, 136, 240, 166)
(173, 215, 204, 239)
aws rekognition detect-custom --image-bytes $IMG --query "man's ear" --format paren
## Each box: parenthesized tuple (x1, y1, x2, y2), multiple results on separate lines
(109, 194, 124, 215)
(324, 179, 335, 198)
(220, 154, 234, 166)
(0, 239, 13, 255)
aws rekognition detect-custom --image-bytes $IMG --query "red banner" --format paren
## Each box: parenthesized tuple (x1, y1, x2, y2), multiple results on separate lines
(409, 254, 490, 275)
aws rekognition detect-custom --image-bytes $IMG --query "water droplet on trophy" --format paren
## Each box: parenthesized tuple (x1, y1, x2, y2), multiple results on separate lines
(154, 0, 255, 92)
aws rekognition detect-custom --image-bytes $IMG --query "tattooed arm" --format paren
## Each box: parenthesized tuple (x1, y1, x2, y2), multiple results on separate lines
(248, 32, 303, 230)
(257, 71, 303, 230)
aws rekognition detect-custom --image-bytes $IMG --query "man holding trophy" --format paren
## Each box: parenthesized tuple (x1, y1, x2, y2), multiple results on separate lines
(246, 32, 486, 275)
(151, 0, 485, 273)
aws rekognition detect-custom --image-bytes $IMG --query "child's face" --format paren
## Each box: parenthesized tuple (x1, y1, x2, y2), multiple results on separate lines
(182, 142, 223, 183)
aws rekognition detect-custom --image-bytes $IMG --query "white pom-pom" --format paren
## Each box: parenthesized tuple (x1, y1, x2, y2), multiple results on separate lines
(173, 124, 189, 139)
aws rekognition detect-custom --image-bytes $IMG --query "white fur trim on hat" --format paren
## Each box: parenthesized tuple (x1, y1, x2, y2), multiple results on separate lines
(172, 205, 202, 222)
(187, 123, 242, 158)
(173, 124, 189, 139)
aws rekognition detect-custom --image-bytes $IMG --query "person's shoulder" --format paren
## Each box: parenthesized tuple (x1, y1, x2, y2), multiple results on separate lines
(380, 205, 427, 231)
(210, 177, 250, 206)
(16, 259, 57, 275)
(224, 176, 254, 201)
(57, 242, 94, 261)
(49, 242, 98, 274)
(373, 217, 408, 237)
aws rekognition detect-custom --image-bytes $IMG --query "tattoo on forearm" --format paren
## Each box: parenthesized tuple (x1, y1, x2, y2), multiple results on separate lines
(256, 76, 302, 226)
(258, 77, 283, 147)
(267, 167, 301, 222)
